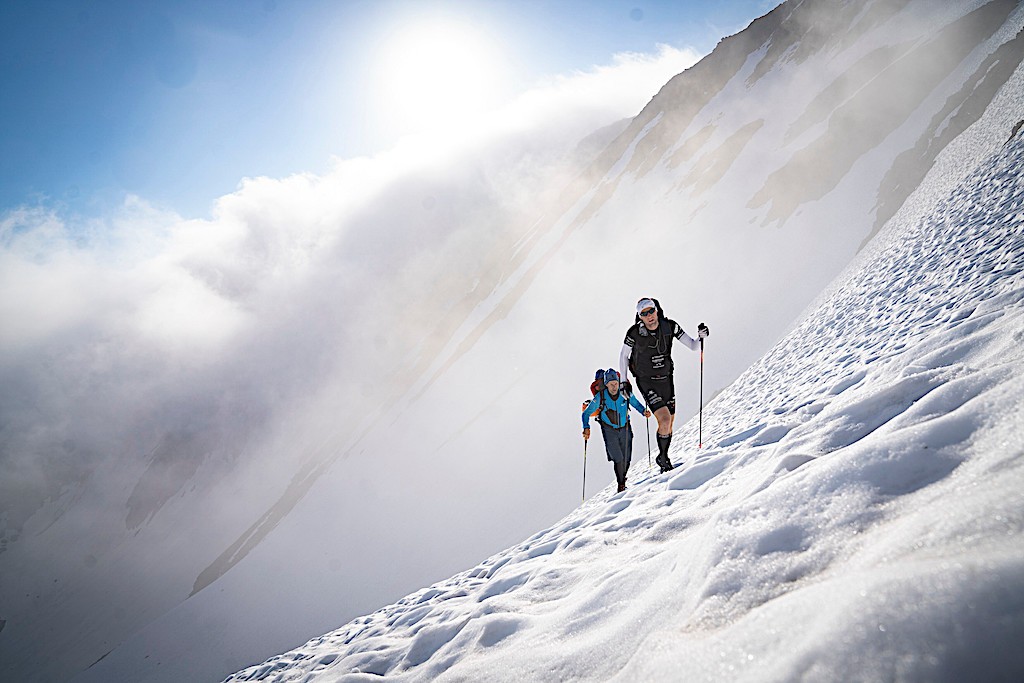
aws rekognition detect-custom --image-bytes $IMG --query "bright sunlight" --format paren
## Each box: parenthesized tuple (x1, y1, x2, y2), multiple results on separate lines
(373, 18, 507, 139)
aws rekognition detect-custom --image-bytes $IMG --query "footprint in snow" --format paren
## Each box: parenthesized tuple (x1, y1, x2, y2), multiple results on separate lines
(605, 499, 631, 515)
(717, 423, 765, 448)
(403, 617, 471, 667)
(750, 454, 817, 495)
(753, 524, 808, 556)
(828, 369, 867, 395)
(776, 453, 816, 472)
(478, 572, 530, 601)
(524, 540, 560, 559)
(477, 616, 521, 647)
(750, 423, 796, 447)
(667, 455, 729, 491)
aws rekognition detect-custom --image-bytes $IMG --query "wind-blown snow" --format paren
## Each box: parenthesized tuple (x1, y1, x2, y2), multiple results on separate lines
(226, 120, 1024, 681)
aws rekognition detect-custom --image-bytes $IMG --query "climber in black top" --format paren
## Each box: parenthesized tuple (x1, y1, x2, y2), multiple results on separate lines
(619, 297, 709, 473)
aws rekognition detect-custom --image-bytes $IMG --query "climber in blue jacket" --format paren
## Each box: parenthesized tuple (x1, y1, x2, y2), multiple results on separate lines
(583, 369, 650, 492)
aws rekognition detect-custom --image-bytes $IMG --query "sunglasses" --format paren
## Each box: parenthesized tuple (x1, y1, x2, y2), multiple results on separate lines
(640, 308, 657, 317)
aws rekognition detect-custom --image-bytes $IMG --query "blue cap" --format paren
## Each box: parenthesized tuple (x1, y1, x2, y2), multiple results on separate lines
(604, 368, 620, 383)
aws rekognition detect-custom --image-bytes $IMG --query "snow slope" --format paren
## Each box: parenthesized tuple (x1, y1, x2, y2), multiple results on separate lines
(225, 111, 1024, 681)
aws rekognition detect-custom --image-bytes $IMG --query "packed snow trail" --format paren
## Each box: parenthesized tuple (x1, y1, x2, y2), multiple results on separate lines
(225, 135, 1024, 681)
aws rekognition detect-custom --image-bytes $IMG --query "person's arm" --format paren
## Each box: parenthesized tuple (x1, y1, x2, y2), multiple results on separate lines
(629, 393, 647, 415)
(582, 397, 599, 429)
(672, 320, 701, 352)
(619, 341, 633, 385)
(582, 395, 603, 440)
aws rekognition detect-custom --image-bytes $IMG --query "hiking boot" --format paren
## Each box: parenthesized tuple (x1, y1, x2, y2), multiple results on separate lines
(616, 482, 626, 493)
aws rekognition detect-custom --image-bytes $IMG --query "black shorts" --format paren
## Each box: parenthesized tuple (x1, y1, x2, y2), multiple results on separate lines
(637, 376, 675, 414)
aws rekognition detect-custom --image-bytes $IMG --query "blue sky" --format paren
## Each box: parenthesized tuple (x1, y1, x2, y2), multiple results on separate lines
(0, 0, 778, 219)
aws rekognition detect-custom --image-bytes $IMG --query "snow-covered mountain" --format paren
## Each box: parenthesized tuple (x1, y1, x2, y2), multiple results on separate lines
(227, 118, 1024, 682)
(3, 1, 1023, 681)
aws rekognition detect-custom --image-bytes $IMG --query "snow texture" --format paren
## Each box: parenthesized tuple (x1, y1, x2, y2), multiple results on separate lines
(225, 111, 1024, 682)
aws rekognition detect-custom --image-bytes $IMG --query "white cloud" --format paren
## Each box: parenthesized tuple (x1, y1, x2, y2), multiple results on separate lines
(0, 42, 702, 556)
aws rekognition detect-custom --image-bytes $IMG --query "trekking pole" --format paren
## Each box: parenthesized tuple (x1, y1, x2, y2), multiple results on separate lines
(699, 337, 704, 449)
(582, 439, 588, 502)
(646, 413, 652, 468)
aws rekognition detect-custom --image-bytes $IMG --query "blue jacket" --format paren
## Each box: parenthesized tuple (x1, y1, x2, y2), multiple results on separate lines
(582, 389, 646, 429)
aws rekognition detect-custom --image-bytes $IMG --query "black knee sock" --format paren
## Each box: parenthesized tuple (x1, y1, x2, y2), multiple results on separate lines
(657, 433, 672, 466)
(657, 433, 671, 456)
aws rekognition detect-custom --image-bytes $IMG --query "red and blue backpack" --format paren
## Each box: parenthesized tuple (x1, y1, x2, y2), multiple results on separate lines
(582, 368, 605, 412)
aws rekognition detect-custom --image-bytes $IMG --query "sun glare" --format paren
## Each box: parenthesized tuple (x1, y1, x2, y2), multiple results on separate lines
(374, 19, 506, 140)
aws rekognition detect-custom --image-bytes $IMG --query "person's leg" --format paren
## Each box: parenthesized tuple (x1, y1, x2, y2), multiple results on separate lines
(613, 458, 627, 490)
(619, 424, 633, 489)
(624, 423, 633, 470)
(656, 431, 672, 471)
(639, 380, 666, 430)
(641, 377, 676, 472)
(601, 423, 628, 490)
(660, 379, 678, 470)
(663, 375, 676, 433)
(653, 406, 672, 436)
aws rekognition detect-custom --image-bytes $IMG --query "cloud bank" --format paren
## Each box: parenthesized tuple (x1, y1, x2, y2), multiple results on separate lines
(0, 43, 700, 645)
